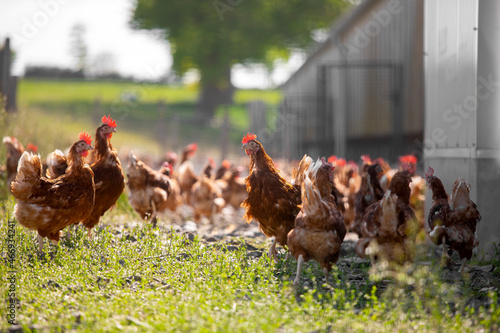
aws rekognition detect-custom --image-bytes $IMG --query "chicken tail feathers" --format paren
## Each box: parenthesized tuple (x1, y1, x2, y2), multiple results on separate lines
(11, 151, 42, 200)
(292, 154, 312, 187)
(46, 149, 67, 179)
(300, 175, 322, 217)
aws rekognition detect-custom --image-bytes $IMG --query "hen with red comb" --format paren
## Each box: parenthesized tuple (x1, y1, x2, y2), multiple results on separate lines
(81, 115, 125, 238)
(241, 133, 304, 261)
(425, 167, 481, 274)
(11, 134, 95, 252)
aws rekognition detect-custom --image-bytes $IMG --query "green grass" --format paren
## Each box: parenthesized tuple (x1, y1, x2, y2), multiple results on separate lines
(0, 194, 499, 331)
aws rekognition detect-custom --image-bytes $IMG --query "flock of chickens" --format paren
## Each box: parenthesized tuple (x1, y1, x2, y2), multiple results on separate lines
(2, 117, 482, 285)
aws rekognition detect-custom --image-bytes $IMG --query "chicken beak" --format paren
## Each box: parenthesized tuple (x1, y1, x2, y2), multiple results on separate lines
(241, 144, 247, 150)
(111, 127, 117, 133)
(87, 144, 94, 151)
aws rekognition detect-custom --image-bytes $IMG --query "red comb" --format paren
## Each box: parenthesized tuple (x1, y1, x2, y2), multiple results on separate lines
(163, 161, 174, 172)
(26, 143, 38, 153)
(208, 157, 215, 166)
(361, 155, 371, 163)
(242, 133, 257, 144)
(187, 143, 198, 152)
(222, 160, 231, 169)
(102, 115, 117, 128)
(321, 158, 335, 171)
(336, 158, 346, 167)
(399, 154, 417, 165)
(166, 151, 178, 160)
(327, 155, 337, 164)
(425, 166, 434, 179)
(78, 132, 92, 145)
(402, 161, 415, 175)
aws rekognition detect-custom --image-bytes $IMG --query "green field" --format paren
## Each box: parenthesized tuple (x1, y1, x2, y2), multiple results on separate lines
(3, 79, 282, 159)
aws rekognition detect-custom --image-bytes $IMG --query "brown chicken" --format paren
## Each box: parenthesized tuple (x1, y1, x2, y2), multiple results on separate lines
(190, 169, 225, 223)
(351, 163, 385, 236)
(80, 115, 125, 237)
(355, 169, 418, 266)
(159, 162, 183, 213)
(3, 136, 25, 190)
(46, 149, 68, 179)
(11, 132, 95, 252)
(177, 143, 199, 203)
(214, 159, 231, 180)
(241, 133, 303, 260)
(222, 166, 247, 211)
(287, 159, 346, 285)
(425, 167, 481, 274)
(127, 152, 171, 227)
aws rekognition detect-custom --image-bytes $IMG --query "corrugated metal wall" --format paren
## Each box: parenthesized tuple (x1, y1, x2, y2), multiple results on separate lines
(424, 0, 500, 255)
(424, 0, 478, 152)
(340, 0, 424, 136)
(281, 0, 424, 161)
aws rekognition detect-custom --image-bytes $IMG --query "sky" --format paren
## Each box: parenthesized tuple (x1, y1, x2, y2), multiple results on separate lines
(0, 0, 306, 88)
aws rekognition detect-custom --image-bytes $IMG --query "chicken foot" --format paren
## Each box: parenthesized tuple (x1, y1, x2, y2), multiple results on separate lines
(293, 254, 304, 286)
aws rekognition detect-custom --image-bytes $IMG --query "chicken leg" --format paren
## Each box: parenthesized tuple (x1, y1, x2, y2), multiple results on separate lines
(293, 254, 304, 286)
(37, 234, 44, 253)
(151, 201, 158, 228)
(268, 238, 278, 262)
(459, 258, 468, 275)
(441, 236, 453, 268)
(65, 224, 74, 241)
(323, 267, 329, 285)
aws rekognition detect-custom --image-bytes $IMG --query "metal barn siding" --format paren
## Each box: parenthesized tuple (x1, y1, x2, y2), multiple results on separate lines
(424, 0, 500, 256)
(424, 0, 478, 153)
(281, 0, 424, 161)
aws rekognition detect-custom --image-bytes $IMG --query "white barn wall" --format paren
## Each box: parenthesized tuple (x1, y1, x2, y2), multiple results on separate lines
(424, 0, 500, 256)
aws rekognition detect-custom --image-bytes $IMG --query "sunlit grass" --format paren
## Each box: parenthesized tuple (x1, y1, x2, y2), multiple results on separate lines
(0, 194, 498, 332)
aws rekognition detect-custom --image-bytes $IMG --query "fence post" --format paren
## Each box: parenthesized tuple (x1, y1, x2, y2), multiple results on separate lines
(220, 108, 230, 161)
(5, 76, 17, 112)
(156, 99, 167, 145)
(0, 38, 13, 112)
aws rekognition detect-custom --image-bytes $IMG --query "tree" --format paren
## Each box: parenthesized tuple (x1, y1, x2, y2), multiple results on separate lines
(69, 23, 88, 74)
(132, 0, 350, 122)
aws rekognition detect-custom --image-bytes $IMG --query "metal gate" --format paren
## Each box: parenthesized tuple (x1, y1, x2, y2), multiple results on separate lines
(317, 61, 404, 161)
